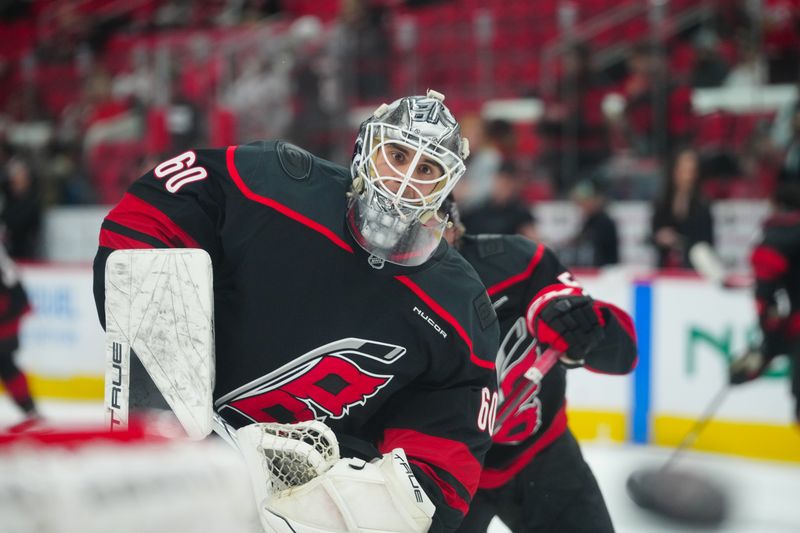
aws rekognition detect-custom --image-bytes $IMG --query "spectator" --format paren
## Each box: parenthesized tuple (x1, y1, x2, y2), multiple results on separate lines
(651, 147, 715, 269)
(613, 42, 693, 159)
(777, 102, 800, 185)
(111, 45, 157, 110)
(762, 0, 800, 84)
(453, 116, 514, 213)
(690, 29, 730, 88)
(562, 179, 619, 267)
(63, 67, 136, 152)
(339, 0, 391, 101)
(223, 51, 291, 145)
(724, 35, 768, 88)
(1, 157, 42, 260)
(538, 42, 611, 195)
(770, 80, 800, 152)
(461, 160, 538, 241)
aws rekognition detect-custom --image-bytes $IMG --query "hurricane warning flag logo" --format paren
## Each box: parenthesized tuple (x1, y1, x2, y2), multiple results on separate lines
(216, 338, 406, 424)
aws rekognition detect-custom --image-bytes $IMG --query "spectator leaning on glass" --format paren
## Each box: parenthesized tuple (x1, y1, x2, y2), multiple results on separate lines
(651, 147, 714, 270)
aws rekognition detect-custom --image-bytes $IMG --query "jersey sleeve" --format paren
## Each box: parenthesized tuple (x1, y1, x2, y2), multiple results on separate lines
(93, 148, 229, 327)
(522, 245, 638, 374)
(750, 226, 794, 352)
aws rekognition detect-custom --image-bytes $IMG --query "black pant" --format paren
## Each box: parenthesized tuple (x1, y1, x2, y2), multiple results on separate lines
(458, 430, 614, 533)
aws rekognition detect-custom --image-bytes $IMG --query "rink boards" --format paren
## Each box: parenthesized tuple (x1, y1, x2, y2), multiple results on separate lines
(7, 263, 800, 462)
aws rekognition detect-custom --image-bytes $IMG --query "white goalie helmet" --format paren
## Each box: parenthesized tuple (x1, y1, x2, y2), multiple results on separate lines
(347, 89, 470, 267)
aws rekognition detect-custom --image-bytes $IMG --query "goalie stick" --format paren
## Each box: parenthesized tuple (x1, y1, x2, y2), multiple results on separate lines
(493, 346, 561, 433)
(104, 249, 215, 440)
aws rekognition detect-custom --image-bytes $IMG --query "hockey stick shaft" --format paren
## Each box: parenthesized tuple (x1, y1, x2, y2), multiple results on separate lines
(493, 347, 561, 432)
(661, 383, 730, 471)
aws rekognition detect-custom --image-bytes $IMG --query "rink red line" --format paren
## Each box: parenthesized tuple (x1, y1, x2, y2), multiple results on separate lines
(394, 275, 495, 370)
(226, 145, 353, 253)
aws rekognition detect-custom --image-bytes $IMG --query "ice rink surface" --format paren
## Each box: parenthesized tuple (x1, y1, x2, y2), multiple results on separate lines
(2, 398, 799, 533)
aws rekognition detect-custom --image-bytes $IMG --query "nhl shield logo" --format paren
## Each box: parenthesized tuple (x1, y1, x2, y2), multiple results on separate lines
(368, 254, 385, 269)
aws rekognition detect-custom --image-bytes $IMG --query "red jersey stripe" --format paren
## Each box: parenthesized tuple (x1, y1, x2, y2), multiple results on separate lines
(4, 373, 31, 399)
(394, 275, 495, 370)
(99, 228, 157, 250)
(409, 459, 469, 515)
(600, 302, 636, 341)
(225, 145, 354, 253)
(0, 317, 22, 339)
(786, 312, 800, 338)
(487, 244, 546, 296)
(479, 405, 568, 489)
(379, 428, 483, 497)
(751, 245, 789, 281)
(105, 194, 199, 248)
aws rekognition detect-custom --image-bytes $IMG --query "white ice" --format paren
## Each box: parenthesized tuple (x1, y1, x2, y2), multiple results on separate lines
(2, 398, 799, 533)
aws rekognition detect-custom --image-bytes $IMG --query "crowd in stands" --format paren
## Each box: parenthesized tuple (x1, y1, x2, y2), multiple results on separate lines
(0, 0, 799, 267)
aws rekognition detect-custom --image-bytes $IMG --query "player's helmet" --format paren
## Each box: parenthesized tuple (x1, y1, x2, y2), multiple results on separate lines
(347, 89, 470, 267)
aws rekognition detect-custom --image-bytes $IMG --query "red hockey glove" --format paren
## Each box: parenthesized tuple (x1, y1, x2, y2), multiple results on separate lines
(529, 294, 605, 364)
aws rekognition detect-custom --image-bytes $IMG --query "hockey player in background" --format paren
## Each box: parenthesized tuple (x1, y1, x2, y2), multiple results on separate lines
(730, 182, 800, 424)
(93, 90, 500, 533)
(441, 198, 638, 533)
(0, 240, 38, 426)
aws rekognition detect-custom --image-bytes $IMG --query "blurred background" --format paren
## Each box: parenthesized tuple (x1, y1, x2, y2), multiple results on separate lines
(1, 1, 799, 531)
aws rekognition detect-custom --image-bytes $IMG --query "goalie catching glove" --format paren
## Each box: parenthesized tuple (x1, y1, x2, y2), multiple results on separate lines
(527, 292, 606, 367)
(236, 421, 435, 533)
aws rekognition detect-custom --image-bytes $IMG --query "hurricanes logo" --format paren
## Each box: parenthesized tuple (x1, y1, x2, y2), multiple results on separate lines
(493, 316, 544, 444)
(217, 338, 406, 424)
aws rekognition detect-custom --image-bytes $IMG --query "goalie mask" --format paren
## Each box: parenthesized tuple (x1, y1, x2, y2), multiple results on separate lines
(347, 89, 470, 267)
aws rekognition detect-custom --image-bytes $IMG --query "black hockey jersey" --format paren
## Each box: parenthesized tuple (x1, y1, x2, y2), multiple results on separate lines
(750, 211, 800, 353)
(92, 141, 500, 532)
(457, 234, 637, 489)
(0, 248, 30, 352)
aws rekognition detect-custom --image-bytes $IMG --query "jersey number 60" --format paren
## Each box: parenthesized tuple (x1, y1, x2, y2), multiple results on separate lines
(477, 387, 498, 435)
(155, 151, 208, 193)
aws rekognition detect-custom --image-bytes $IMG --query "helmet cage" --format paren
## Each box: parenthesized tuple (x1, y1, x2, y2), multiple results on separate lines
(356, 121, 465, 220)
(347, 90, 468, 267)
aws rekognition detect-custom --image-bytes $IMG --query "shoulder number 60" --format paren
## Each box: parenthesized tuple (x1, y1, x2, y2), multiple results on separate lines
(155, 151, 208, 193)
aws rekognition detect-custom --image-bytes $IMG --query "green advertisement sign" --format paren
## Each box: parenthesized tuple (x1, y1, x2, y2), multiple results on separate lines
(686, 324, 789, 379)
